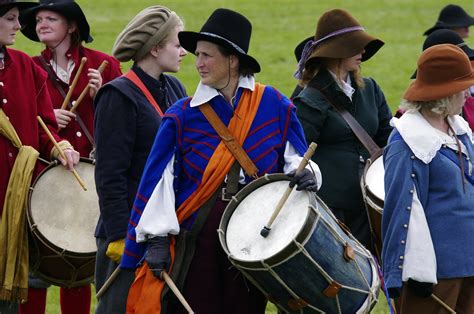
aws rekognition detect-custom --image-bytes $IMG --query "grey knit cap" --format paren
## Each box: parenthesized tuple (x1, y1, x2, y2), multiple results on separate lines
(113, 5, 180, 62)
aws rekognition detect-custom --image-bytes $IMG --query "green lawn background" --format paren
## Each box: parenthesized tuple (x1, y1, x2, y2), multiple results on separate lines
(13, 0, 471, 313)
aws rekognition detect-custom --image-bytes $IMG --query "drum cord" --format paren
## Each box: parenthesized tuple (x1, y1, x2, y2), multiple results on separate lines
(373, 255, 396, 314)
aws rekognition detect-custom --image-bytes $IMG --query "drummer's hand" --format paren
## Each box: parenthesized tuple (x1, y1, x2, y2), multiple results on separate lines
(54, 109, 76, 129)
(106, 239, 125, 263)
(288, 168, 319, 192)
(58, 148, 80, 170)
(88, 68, 103, 99)
(145, 236, 171, 280)
(406, 279, 434, 298)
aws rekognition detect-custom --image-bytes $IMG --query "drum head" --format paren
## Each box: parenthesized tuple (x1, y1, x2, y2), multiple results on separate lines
(29, 160, 99, 254)
(365, 156, 384, 201)
(225, 179, 310, 261)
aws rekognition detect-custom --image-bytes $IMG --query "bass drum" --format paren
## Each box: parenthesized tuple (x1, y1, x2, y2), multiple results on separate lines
(361, 151, 384, 260)
(219, 174, 380, 313)
(27, 158, 99, 287)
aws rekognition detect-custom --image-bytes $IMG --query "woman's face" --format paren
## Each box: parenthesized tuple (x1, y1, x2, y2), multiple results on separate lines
(155, 25, 187, 73)
(35, 10, 75, 47)
(448, 89, 469, 116)
(195, 40, 234, 88)
(340, 49, 364, 74)
(0, 7, 21, 47)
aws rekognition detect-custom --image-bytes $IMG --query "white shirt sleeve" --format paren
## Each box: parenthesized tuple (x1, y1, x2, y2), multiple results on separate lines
(283, 141, 322, 190)
(402, 186, 437, 284)
(135, 154, 180, 242)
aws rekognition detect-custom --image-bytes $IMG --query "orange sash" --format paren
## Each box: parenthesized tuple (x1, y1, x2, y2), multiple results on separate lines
(126, 83, 266, 313)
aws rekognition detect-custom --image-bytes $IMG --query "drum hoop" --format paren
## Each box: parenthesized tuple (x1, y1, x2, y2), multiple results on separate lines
(27, 157, 96, 258)
(219, 174, 318, 268)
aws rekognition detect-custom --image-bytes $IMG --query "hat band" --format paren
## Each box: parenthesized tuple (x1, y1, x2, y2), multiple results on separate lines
(294, 26, 365, 79)
(200, 31, 246, 54)
(313, 26, 365, 46)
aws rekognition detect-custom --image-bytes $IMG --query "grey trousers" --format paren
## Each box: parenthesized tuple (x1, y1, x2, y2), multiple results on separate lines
(0, 300, 18, 314)
(94, 238, 135, 314)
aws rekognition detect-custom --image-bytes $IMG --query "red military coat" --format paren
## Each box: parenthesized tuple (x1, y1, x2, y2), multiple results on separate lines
(34, 45, 122, 157)
(0, 48, 61, 216)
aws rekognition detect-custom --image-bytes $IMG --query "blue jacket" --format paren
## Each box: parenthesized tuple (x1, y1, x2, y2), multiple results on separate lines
(382, 130, 474, 297)
(121, 84, 308, 268)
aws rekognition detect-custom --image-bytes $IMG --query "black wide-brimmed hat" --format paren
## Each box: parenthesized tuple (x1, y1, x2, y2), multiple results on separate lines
(0, 0, 37, 16)
(424, 4, 474, 36)
(411, 29, 474, 78)
(294, 36, 312, 62)
(20, 0, 93, 43)
(178, 8, 260, 73)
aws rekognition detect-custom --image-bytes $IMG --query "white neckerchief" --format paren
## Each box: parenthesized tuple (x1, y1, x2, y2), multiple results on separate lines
(391, 110, 472, 164)
(190, 75, 255, 107)
(328, 70, 355, 100)
(50, 58, 75, 84)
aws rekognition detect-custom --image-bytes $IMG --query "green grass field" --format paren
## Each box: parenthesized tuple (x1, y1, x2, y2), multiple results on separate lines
(15, 0, 471, 313)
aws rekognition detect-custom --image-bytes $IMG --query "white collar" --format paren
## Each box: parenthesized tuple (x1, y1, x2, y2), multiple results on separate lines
(328, 70, 355, 100)
(391, 110, 472, 164)
(190, 75, 255, 107)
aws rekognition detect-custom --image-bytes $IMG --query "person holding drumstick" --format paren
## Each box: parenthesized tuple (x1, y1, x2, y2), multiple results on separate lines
(292, 9, 392, 250)
(0, 1, 79, 313)
(93, 5, 187, 313)
(382, 44, 474, 313)
(121, 8, 322, 313)
(18, 1, 121, 313)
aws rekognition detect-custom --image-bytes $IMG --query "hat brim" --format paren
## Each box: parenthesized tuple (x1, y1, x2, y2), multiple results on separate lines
(1, 2, 37, 14)
(404, 71, 474, 101)
(179, 31, 260, 73)
(306, 30, 384, 64)
(424, 17, 474, 36)
(20, 2, 92, 43)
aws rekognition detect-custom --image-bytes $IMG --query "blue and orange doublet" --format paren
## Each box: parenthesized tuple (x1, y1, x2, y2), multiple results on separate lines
(121, 85, 308, 268)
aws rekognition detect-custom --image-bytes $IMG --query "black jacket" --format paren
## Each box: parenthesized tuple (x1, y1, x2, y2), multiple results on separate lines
(94, 65, 186, 241)
(293, 69, 392, 211)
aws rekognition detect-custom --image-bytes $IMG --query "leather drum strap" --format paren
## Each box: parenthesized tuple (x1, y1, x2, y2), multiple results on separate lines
(199, 103, 258, 178)
(38, 56, 95, 148)
(308, 82, 381, 157)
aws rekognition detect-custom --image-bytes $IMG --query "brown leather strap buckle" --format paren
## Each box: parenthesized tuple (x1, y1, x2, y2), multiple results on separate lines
(323, 281, 342, 298)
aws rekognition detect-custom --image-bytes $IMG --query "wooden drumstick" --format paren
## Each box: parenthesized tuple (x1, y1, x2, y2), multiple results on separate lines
(96, 266, 121, 299)
(161, 272, 194, 314)
(60, 57, 87, 110)
(431, 294, 456, 313)
(260, 142, 317, 238)
(70, 60, 109, 113)
(37, 116, 87, 191)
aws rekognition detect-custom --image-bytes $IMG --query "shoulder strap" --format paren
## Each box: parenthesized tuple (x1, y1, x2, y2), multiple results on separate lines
(199, 103, 258, 178)
(123, 70, 164, 117)
(307, 80, 381, 157)
(37, 55, 95, 148)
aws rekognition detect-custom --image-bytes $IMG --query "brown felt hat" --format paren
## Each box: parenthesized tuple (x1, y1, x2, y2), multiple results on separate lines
(404, 44, 474, 102)
(113, 5, 180, 62)
(306, 9, 384, 64)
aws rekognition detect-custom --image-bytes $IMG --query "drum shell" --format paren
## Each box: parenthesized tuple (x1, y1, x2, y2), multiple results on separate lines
(27, 158, 98, 288)
(219, 174, 379, 313)
(361, 151, 384, 260)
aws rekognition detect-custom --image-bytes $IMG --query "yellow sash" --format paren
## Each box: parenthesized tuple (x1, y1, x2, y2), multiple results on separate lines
(0, 109, 39, 302)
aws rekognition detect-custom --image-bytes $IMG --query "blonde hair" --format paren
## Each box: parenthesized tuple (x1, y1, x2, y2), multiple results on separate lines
(400, 91, 464, 116)
(299, 58, 364, 88)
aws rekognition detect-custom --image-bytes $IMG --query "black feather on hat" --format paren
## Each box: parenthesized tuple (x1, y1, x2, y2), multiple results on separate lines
(20, 0, 93, 43)
(178, 8, 260, 73)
